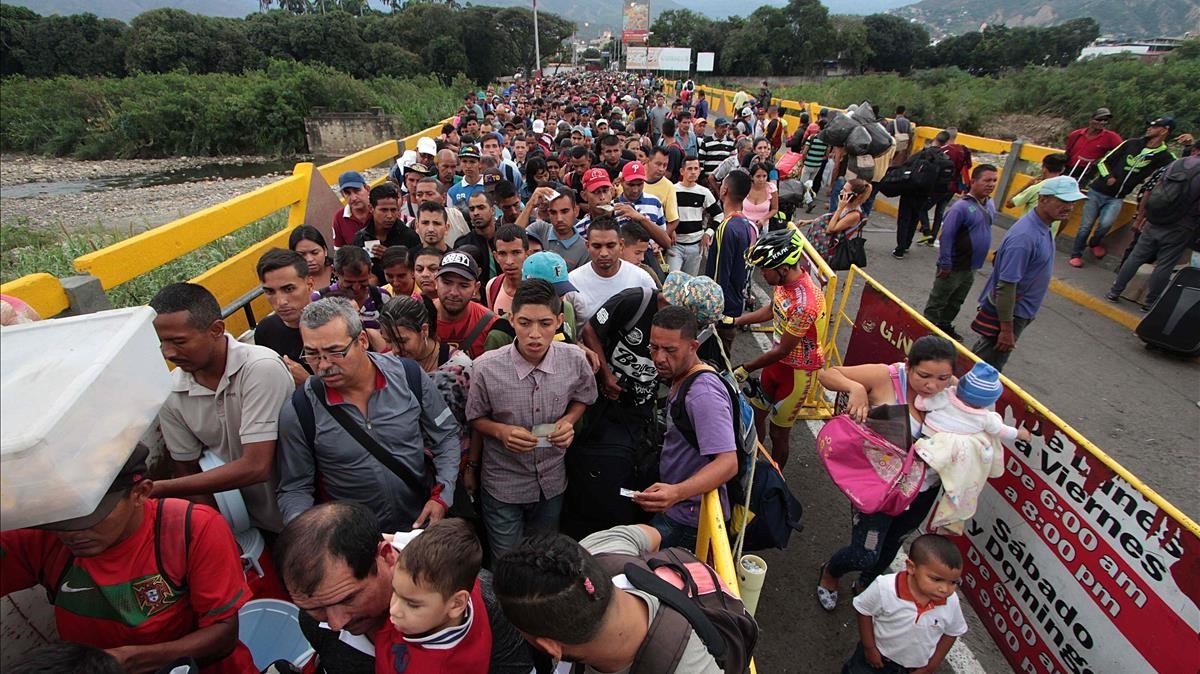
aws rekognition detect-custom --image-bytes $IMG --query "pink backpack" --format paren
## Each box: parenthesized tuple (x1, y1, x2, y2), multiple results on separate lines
(816, 365, 926, 516)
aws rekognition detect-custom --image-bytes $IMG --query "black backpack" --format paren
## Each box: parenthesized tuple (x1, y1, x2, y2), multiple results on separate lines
(590, 547, 759, 674)
(877, 147, 951, 198)
(1145, 157, 1200, 226)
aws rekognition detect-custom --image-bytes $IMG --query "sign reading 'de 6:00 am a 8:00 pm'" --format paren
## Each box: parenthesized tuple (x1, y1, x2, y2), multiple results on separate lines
(843, 280, 1199, 674)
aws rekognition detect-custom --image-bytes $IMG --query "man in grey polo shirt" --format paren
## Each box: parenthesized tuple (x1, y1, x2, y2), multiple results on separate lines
(276, 298, 460, 533)
(150, 282, 294, 534)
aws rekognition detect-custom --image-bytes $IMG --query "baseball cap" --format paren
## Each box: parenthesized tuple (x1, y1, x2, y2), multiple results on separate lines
(596, 118, 609, 128)
(621, 161, 648, 183)
(740, 107, 752, 117)
(715, 117, 730, 127)
(38, 444, 150, 531)
(582, 167, 612, 192)
(571, 125, 589, 136)
(1091, 108, 1113, 120)
(437, 250, 480, 281)
(459, 145, 481, 160)
(522, 251, 577, 294)
(1039, 176, 1087, 202)
(338, 170, 367, 191)
(1148, 116, 1176, 131)
(481, 168, 504, 190)
(416, 136, 438, 155)
(532, 119, 546, 134)
(485, 131, 505, 144)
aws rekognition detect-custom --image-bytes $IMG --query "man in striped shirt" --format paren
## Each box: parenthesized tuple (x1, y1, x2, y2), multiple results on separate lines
(698, 117, 735, 192)
(673, 157, 723, 276)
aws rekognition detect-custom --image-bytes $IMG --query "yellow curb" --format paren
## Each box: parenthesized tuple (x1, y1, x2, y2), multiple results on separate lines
(1049, 278, 1141, 330)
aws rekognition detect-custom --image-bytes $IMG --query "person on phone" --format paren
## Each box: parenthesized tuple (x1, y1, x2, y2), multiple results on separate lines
(466, 280, 598, 556)
(814, 336, 957, 611)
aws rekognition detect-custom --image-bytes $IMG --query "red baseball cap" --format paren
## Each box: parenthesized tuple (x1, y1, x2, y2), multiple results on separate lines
(621, 161, 648, 183)
(582, 167, 612, 193)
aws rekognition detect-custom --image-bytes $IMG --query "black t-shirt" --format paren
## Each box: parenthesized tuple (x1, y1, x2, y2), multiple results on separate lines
(253, 313, 311, 373)
(601, 158, 628, 181)
(590, 287, 661, 409)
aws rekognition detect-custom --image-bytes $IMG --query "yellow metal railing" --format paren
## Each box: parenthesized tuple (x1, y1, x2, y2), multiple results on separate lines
(2, 120, 449, 332)
(695, 488, 758, 674)
(679, 83, 1138, 238)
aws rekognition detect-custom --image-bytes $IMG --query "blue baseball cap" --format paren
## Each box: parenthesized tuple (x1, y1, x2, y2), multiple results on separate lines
(522, 251, 577, 295)
(337, 171, 367, 191)
(1039, 176, 1086, 202)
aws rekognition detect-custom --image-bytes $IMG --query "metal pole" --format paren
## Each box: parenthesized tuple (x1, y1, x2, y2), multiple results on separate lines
(532, 0, 542, 79)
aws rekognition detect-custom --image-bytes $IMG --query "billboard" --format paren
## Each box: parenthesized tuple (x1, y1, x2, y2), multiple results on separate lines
(842, 278, 1200, 674)
(621, 2, 649, 44)
(626, 46, 692, 71)
(697, 52, 716, 72)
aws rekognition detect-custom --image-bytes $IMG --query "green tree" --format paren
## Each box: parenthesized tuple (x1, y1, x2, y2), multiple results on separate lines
(832, 16, 871, 75)
(863, 14, 928, 73)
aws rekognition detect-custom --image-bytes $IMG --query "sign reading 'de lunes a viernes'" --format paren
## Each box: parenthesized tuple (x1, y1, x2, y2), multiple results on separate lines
(844, 282, 1200, 674)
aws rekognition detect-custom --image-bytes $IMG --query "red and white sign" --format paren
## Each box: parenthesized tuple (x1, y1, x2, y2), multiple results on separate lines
(844, 282, 1200, 674)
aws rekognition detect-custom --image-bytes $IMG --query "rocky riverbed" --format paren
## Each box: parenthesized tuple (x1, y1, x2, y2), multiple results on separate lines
(0, 154, 364, 232)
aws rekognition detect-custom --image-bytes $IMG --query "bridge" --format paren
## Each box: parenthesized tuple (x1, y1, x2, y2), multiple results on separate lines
(2, 83, 1197, 673)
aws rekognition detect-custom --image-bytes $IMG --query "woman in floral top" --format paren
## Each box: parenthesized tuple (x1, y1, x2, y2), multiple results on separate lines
(379, 295, 478, 514)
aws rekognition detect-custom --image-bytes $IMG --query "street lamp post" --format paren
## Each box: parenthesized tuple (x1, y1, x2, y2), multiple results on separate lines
(533, 0, 541, 78)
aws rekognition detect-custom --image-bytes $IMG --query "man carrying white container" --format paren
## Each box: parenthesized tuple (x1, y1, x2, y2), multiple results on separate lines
(149, 283, 294, 535)
(1, 444, 257, 673)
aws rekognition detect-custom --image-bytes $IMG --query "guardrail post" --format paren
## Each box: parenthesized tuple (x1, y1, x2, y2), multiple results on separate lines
(59, 274, 112, 316)
(996, 139, 1025, 207)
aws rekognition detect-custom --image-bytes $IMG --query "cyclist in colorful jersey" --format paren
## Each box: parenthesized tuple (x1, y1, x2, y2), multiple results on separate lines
(1, 444, 255, 673)
(726, 229, 825, 468)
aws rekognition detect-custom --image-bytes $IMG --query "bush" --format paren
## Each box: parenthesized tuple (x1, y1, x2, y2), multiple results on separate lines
(775, 47, 1200, 142)
(0, 61, 468, 158)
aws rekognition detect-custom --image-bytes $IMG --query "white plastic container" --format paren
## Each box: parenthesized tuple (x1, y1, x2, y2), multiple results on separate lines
(1, 307, 170, 530)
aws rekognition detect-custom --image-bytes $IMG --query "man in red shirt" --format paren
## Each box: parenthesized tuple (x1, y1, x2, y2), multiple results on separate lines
(1064, 108, 1123, 183)
(1, 445, 254, 674)
(435, 250, 513, 358)
(332, 171, 372, 248)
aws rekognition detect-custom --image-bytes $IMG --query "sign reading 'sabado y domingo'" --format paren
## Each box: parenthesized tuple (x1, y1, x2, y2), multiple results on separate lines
(844, 280, 1200, 674)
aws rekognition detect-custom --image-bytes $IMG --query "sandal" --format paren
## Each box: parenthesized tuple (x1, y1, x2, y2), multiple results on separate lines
(816, 563, 838, 611)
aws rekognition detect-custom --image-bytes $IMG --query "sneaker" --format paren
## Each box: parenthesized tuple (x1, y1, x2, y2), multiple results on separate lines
(1105, 291, 1120, 303)
(932, 239, 940, 248)
(816, 564, 838, 612)
(916, 234, 935, 246)
(1091, 245, 1107, 259)
(1069, 256, 1083, 268)
(891, 248, 906, 259)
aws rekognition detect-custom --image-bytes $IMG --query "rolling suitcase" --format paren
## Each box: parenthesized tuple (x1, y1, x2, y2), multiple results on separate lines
(1135, 266, 1200, 356)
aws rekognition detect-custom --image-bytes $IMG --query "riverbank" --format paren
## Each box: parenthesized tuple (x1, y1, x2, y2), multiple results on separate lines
(0, 154, 297, 232)
(0, 154, 395, 232)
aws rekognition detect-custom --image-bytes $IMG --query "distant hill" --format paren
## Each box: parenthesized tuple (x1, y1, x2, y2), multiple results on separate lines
(890, 0, 1200, 39)
(9, 0, 920, 30)
(6, 0, 261, 21)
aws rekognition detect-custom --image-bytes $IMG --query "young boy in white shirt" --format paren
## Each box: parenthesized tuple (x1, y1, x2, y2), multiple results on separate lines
(845, 534, 968, 674)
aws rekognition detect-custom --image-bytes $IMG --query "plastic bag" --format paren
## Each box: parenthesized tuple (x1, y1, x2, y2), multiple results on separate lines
(821, 110, 859, 147)
(845, 125, 872, 156)
(865, 122, 894, 156)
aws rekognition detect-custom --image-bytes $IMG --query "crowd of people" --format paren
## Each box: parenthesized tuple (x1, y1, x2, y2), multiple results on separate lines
(3, 69, 1195, 674)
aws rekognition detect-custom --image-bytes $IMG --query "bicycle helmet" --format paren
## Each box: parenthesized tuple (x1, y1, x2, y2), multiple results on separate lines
(745, 228, 804, 269)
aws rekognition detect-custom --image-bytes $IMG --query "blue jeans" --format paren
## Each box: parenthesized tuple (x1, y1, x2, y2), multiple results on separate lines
(826, 487, 939, 588)
(828, 177, 846, 214)
(650, 513, 699, 551)
(1073, 189, 1123, 257)
(481, 490, 564, 558)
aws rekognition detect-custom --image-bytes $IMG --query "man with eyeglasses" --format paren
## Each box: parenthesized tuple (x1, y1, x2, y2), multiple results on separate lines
(276, 297, 462, 534)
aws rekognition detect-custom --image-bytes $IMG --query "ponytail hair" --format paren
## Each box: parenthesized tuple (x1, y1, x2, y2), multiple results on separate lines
(493, 533, 612, 645)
